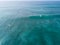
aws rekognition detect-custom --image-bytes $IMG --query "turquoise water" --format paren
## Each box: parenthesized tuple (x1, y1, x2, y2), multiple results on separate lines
(0, 1, 60, 45)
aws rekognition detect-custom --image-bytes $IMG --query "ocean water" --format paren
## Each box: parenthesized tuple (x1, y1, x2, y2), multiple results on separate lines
(0, 1, 60, 17)
(0, 1, 60, 45)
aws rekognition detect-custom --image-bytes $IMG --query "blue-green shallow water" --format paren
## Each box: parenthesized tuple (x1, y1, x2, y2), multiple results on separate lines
(0, 1, 60, 45)
(0, 15, 60, 45)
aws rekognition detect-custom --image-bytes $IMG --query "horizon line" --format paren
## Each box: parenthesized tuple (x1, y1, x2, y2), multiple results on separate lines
(0, 0, 60, 1)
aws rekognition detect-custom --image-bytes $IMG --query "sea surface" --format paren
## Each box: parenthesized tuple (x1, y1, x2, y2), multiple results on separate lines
(0, 1, 60, 45)
(0, 1, 60, 17)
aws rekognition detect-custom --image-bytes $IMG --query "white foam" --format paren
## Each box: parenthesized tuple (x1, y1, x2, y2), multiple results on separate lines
(40, 15, 42, 17)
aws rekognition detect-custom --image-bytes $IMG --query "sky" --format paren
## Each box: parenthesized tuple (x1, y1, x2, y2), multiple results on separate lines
(0, 0, 60, 1)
